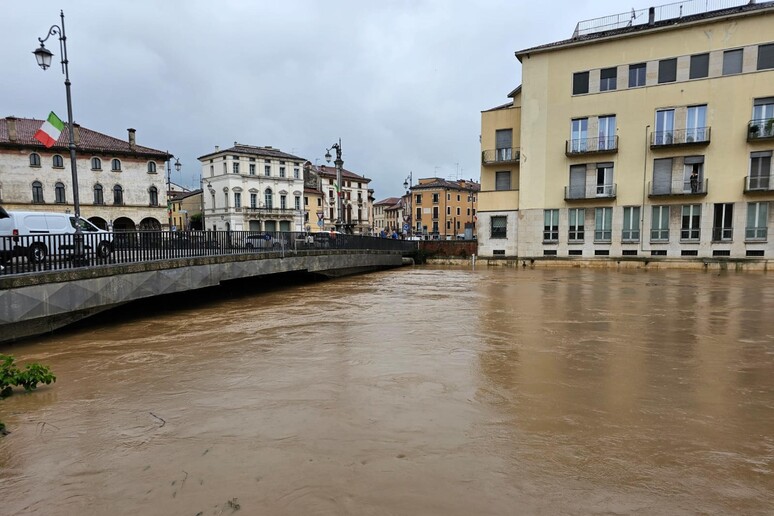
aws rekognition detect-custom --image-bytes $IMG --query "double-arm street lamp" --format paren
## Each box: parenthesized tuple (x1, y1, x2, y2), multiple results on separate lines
(324, 139, 344, 233)
(33, 10, 84, 257)
(166, 154, 181, 229)
(403, 172, 413, 236)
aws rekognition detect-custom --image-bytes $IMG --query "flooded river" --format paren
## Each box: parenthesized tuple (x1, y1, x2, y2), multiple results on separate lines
(1, 266, 773, 515)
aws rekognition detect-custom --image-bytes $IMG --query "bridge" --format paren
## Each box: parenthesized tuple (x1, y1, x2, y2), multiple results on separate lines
(0, 230, 416, 344)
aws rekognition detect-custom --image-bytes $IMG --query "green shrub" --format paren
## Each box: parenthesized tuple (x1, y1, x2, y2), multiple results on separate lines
(0, 354, 56, 398)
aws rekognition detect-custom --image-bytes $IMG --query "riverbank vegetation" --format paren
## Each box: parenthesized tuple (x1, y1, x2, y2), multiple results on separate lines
(0, 354, 56, 435)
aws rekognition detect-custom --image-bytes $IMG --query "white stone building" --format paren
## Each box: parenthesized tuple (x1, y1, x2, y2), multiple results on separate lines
(0, 116, 171, 230)
(199, 143, 306, 232)
(311, 164, 373, 234)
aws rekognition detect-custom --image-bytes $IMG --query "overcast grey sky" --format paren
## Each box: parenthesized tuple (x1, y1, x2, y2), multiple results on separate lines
(3, 0, 660, 198)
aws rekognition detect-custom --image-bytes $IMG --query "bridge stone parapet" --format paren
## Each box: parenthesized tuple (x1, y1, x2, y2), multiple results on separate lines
(0, 250, 405, 344)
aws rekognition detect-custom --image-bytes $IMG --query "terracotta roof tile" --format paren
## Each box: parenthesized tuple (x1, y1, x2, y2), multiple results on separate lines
(0, 116, 169, 158)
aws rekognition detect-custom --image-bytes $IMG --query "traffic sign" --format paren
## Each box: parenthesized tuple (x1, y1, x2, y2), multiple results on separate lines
(317, 220, 324, 227)
(403, 223, 409, 231)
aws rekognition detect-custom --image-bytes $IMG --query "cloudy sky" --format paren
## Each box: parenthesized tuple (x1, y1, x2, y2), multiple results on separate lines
(3, 0, 662, 198)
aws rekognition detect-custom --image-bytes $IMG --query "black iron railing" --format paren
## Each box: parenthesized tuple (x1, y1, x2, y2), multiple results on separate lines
(747, 119, 774, 141)
(649, 179, 708, 196)
(565, 136, 618, 155)
(564, 183, 617, 200)
(744, 175, 772, 192)
(651, 127, 711, 147)
(0, 230, 416, 276)
(481, 147, 520, 164)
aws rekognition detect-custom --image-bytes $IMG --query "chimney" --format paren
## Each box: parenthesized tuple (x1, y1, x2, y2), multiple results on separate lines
(6, 116, 17, 142)
(215, 145, 220, 152)
(648, 7, 655, 25)
(127, 128, 136, 150)
(72, 123, 80, 145)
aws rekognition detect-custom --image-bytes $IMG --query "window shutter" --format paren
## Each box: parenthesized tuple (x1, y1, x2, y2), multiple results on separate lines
(653, 158, 673, 195)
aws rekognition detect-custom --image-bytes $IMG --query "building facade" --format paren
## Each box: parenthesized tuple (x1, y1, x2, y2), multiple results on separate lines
(199, 144, 306, 233)
(0, 116, 171, 230)
(478, 1, 774, 260)
(312, 164, 372, 234)
(409, 178, 479, 239)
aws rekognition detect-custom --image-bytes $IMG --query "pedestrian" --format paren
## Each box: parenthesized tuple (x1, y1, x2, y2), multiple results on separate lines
(690, 168, 699, 193)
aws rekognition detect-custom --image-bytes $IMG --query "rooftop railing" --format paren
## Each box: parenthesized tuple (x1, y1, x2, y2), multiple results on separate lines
(573, 0, 751, 38)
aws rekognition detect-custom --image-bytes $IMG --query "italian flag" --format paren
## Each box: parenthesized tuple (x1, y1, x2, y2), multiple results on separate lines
(34, 112, 64, 148)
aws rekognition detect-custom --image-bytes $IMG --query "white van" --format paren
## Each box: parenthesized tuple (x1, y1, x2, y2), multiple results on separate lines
(0, 207, 113, 264)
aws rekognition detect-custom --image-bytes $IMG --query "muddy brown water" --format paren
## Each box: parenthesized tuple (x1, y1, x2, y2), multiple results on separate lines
(1, 267, 773, 515)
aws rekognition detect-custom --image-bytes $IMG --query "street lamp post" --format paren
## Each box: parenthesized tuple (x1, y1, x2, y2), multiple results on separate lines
(403, 172, 413, 237)
(166, 153, 181, 229)
(200, 176, 206, 231)
(325, 139, 344, 233)
(33, 10, 84, 260)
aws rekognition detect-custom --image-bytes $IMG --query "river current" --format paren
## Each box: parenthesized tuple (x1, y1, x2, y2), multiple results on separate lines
(1, 266, 773, 515)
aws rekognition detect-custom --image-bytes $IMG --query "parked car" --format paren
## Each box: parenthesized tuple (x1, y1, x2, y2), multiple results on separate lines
(163, 232, 220, 250)
(0, 207, 113, 264)
(244, 233, 287, 250)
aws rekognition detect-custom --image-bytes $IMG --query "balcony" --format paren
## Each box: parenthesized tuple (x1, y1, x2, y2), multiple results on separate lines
(564, 183, 616, 201)
(482, 147, 520, 165)
(747, 119, 774, 142)
(743, 175, 773, 194)
(650, 127, 711, 149)
(648, 179, 708, 197)
(565, 136, 618, 156)
(243, 207, 297, 218)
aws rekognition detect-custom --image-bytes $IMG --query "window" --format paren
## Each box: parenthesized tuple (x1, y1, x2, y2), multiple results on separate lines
(753, 97, 774, 136)
(111, 159, 121, 172)
(495, 129, 513, 160)
(250, 193, 257, 208)
(568, 208, 585, 241)
(600, 67, 617, 91)
(686, 105, 707, 142)
(495, 171, 511, 190)
(654, 109, 675, 145)
(658, 58, 677, 83)
(651, 206, 670, 241)
(544, 209, 559, 241)
(415, 194, 422, 205)
(53, 155, 64, 168)
(570, 118, 588, 152)
(224, 192, 229, 209)
(456, 207, 461, 216)
(622, 206, 640, 242)
(722, 49, 743, 75)
(209, 165, 214, 177)
(265, 165, 271, 176)
(29, 153, 41, 167)
(294, 167, 300, 179)
(598, 115, 616, 150)
(148, 161, 157, 173)
(689, 53, 709, 79)
(746, 202, 768, 240)
(229, 192, 239, 209)
(594, 207, 612, 242)
(446, 206, 451, 216)
(759, 43, 774, 71)
(280, 166, 286, 178)
(93, 184, 104, 205)
(264, 188, 273, 209)
(31, 181, 44, 203)
(249, 164, 256, 175)
(628, 63, 646, 87)
(712, 203, 733, 241)
(113, 184, 124, 205)
(432, 207, 439, 219)
(491, 216, 507, 239)
(91, 157, 102, 170)
(295, 196, 301, 210)
(681, 204, 701, 240)
(149, 186, 158, 206)
(280, 195, 287, 210)
(596, 163, 614, 196)
(683, 157, 704, 193)
(457, 194, 461, 202)
(749, 151, 772, 190)
(568, 164, 587, 199)
(433, 193, 439, 203)
(232, 161, 239, 174)
(573, 71, 589, 95)
(55, 182, 66, 203)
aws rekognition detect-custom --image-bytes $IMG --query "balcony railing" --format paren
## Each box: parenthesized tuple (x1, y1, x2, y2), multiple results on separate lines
(564, 183, 616, 200)
(565, 136, 618, 156)
(243, 207, 297, 217)
(747, 119, 774, 141)
(482, 147, 520, 165)
(650, 127, 711, 148)
(649, 179, 708, 197)
(744, 175, 773, 193)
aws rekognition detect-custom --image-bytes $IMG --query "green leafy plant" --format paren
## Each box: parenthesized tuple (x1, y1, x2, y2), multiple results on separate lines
(0, 354, 56, 398)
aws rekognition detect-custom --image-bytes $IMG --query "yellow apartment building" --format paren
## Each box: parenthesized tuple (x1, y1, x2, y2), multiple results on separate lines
(409, 178, 479, 239)
(478, 1, 774, 260)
